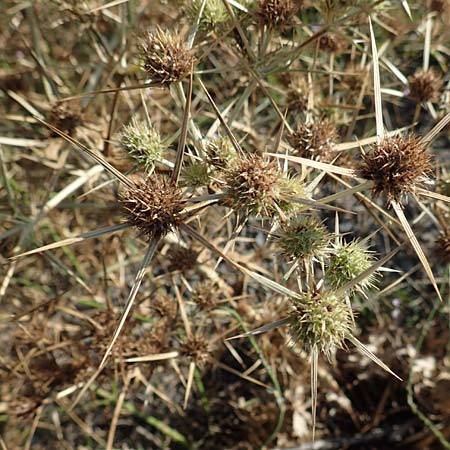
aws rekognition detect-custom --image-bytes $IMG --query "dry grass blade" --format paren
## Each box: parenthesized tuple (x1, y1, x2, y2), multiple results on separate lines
(369, 17, 384, 141)
(311, 345, 319, 441)
(266, 152, 357, 177)
(89, 0, 129, 13)
(420, 111, 450, 144)
(198, 78, 244, 156)
(315, 180, 375, 207)
(226, 317, 291, 340)
(286, 196, 356, 215)
(125, 351, 180, 363)
(0, 137, 46, 147)
(183, 361, 196, 409)
(34, 117, 134, 188)
(11, 223, 130, 259)
(172, 71, 193, 185)
(106, 373, 131, 450)
(347, 334, 402, 380)
(60, 82, 163, 101)
(416, 188, 450, 203)
(391, 200, 442, 301)
(69, 237, 160, 410)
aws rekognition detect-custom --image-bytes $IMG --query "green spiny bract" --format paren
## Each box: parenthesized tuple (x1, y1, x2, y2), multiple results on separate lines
(359, 134, 433, 205)
(325, 239, 377, 292)
(138, 28, 194, 85)
(275, 216, 330, 263)
(222, 154, 304, 217)
(181, 161, 211, 188)
(120, 175, 186, 240)
(205, 136, 237, 170)
(120, 120, 166, 172)
(188, 0, 229, 32)
(289, 291, 353, 358)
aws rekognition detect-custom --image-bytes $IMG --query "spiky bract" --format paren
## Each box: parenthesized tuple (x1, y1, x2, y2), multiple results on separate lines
(181, 162, 211, 188)
(121, 120, 165, 172)
(188, 0, 229, 31)
(120, 175, 185, 240)
(276, 216, 330, 263)
(408, 68, 443, 104)
(326, 239, 376, 292)
(288, 119, 338, 162)
(256, 0, 299, 29)
(223, 154, 303, 217)
(289, 292, 353, 358)
(205, 136, 236, 170)
(138, 28, 194, 85)
(359, 135, 433, 205)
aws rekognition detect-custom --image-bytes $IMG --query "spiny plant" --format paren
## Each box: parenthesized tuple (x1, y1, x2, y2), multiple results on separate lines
(3, 1, 450, 449)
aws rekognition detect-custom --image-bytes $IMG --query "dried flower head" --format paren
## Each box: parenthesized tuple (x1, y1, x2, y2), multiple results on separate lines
(223, 154, 297, 217)
(326, 239, 377, 292)
(168, 245, 199, 272)
(286, 76, 309, 114)
(408, 68, 443, 104)
(120, 175, 186, 240)
(48, 102, 81, 135)
(192, 280, 221, 309)
(275, 216, 330, 263)
(138, 28, 194, 85)
(319, 32, 347, 53)
(121, 119, 165, 172)
(289, 291, 353, 358)
(435, 230, 450, 264)
(288, 119, 338, 162)
(256, 0, 299, 29)
(179, 334, 211, 367)
(359, 134, 433, 205)
(188, 0, 229, 31)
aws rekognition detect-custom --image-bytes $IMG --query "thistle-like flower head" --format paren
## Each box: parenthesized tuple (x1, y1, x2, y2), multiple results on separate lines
(359, 134, 433, 205)
(138, 28, 194, 85)
(120, 175, 186, 240)
(326, 239, 377, 292)
(288, 119, 338, 162)
(256, 0, 299, 29)
(120, 120, 165, 172)
(275, 216, 330, 263)
(289, 291, 353, 358)
(408, 68, 443, 104)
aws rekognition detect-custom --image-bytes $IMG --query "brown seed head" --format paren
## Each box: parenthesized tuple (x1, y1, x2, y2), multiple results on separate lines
(288, 119, 338, 162)
(48, 102, 81, 136)
(319, 32, 347, 53)
(359, 135, 433, 205)
(179, 334, 211, 367)
(168, 245, 199, 272)
(408, 68, 443, 104)
(224, 154, 284, 216)
(286, 77, 309, 114)
(256, 0, 299, 29)
(138, 28, 194, 85)
(120, 175, 186, 240)
(436, 230, 450, 264)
